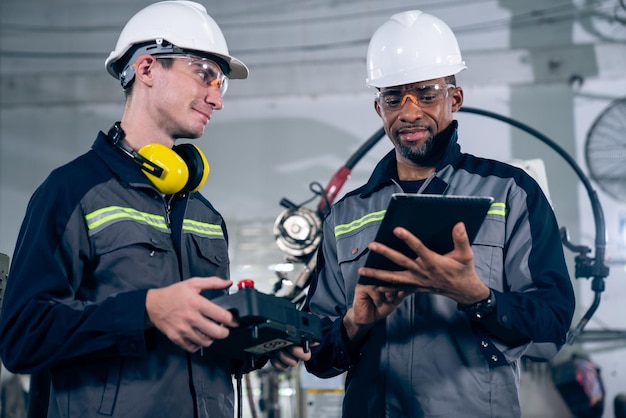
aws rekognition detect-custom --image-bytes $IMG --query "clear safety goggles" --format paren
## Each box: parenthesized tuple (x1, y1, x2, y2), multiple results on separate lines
(376, 83, 456, 111)
(155, 54, 229, 96)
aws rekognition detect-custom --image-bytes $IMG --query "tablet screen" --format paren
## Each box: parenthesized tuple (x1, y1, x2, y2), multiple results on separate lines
(359, 194, 493, 284)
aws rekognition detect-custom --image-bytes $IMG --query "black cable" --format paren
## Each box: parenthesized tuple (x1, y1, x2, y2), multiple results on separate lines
(236, 371, 243, 418)
(309, 181, 331, 213)
(345, 126, 387, 170)
(233, 361, 249, 418)
(315, 126, 387, 216)
(458, 106, 610, 344)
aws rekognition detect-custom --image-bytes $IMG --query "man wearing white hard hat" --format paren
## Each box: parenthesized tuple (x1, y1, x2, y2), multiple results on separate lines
(0, 2, 309, 417)
(305, 10, 575, 417)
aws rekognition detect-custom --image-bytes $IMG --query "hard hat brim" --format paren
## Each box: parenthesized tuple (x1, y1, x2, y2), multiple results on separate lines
(367, 64, 467, 89)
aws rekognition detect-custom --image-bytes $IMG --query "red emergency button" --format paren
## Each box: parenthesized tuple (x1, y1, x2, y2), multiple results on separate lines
(238, 279, 255, 289)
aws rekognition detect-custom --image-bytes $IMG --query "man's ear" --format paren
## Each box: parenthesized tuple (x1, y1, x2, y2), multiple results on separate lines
(374, 100, 383, 118)
(134, 54, 158, 87)
(451, 87, 464, 112)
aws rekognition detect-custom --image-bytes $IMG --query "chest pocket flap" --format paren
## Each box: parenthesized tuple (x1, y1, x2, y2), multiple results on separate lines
(335, 223, 379, 265)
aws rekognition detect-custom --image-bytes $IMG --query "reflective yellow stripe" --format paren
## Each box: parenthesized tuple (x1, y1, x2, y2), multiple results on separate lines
(85, 206, 224, 239)
(85, 206, 168, 235)
(335, 209, 386, 237)
(488, 202, 506, 217)
(182, 219, 224, 238)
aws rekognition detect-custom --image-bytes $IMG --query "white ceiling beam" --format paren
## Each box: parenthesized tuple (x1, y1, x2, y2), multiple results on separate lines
(1, 42, 624, 108)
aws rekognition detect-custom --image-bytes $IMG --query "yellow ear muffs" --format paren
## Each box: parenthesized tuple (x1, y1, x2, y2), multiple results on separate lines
(108, 122, 209, 194)
(137, 143, 190, 195)
(172, 143, 210, 193)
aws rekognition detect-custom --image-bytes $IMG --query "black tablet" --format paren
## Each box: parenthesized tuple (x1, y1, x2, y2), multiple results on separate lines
(359, 194, 493, 285)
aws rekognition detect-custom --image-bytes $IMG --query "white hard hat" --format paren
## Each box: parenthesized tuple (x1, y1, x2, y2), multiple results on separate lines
(366, 10, 467, 88)
(105, 1, 248, 87)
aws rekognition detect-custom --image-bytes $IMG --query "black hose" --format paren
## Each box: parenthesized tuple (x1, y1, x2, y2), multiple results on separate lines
(458, 106, 609, 344)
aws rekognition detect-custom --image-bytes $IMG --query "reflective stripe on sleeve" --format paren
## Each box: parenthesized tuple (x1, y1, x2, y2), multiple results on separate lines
(488, 202, 507, 217)
(182, 219, 224, 238)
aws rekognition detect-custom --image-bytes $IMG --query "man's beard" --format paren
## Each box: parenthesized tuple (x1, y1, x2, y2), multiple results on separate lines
(394, 121, 455, 166)
(397, 135, 436, 165)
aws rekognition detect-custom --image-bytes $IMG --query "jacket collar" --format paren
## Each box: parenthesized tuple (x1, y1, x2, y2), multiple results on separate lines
(92, 130, 157, 191)
(360, 120, 461, 198)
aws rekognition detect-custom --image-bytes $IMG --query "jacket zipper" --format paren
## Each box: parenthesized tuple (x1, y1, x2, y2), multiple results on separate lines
(164, 196, 173, 228)
(164, 194, 203, 356)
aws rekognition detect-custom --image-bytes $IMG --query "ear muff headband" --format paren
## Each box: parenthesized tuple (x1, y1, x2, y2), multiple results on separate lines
(108, 122, 209, 194)
(108, 122, 165, 178)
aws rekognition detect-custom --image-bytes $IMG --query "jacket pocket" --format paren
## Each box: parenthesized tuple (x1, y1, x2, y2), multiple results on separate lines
(187, 233, 230, 279)
(98, 360, 122, 416)
(91, 221, 171, 256)
(335, 225, 378, 295)
(89, 222, 176, 292)
(336, 224, 377, 266)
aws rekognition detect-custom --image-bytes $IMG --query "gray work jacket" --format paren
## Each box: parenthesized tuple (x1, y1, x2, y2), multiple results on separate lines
(0, 132, 236, 417)
(305, 122, 575, 418)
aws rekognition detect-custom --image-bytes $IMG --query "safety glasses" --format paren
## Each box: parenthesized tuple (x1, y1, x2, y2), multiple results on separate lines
(376, 83, 456, 111)
(155, 54, 229, 96)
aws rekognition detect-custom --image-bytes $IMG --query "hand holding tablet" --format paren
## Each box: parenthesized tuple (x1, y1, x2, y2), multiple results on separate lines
(358, 194, 493, 286)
